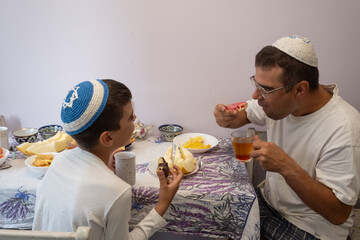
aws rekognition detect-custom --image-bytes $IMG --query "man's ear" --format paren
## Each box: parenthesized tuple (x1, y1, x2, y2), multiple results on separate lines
(294, 80, 309, 98)
(98, 131, 113, 147)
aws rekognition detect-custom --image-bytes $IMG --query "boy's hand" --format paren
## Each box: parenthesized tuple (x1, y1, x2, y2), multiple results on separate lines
(155, 164, 183, 216)
(107, 147, 125, 173)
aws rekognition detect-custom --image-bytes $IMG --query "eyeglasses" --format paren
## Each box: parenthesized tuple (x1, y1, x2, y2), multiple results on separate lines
(249, 76, 297, 99)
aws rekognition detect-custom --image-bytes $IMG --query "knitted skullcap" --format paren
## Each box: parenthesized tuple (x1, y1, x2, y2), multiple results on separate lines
(272, 35, 318, 67)
(61, 79, 109, 136)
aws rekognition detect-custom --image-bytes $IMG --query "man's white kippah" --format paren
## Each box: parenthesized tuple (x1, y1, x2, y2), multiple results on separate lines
(61, 79, 109, 136)
(272, 35, 318, 67)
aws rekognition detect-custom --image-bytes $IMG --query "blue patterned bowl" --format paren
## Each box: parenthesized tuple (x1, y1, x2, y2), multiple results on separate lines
(39, 125, 63, 140)
(158, 124, 183, 142)
(13, 128, 38, 144)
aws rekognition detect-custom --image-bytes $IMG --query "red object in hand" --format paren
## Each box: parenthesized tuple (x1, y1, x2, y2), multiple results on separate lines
(226, 102, 248, 112)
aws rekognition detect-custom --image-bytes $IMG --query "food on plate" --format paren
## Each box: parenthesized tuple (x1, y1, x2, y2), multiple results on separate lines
(226, 102, 248, 112)
(181, 157, 197, 174)
(179, 146, 197, 173)
(172, 146, 197, 174)
(182, 136, 211, 149)
(157, 145, 197, 175)
(173, 146, 184, 168)
(0, 147, 3, 158)
(17, 131, 74, 155)
(163, 145, 173, 169)
(31, 153, 54, 167)
(16, 142, 32, 155)
(125, 137, 135, 148)
(180, 146, 195, 162)
(113, 138, 136, 153)
(157, 157, 170, 178)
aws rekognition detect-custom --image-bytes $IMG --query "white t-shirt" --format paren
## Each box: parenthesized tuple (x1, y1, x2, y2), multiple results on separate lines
(32, 147, 166, 240)
(246, 84, 360, 240)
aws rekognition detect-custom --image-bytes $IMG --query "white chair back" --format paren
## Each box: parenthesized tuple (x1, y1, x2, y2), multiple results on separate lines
(0, 226, 90, 240)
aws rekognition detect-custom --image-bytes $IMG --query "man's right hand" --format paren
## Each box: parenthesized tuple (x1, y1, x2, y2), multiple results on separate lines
(214, 103, 249, 128)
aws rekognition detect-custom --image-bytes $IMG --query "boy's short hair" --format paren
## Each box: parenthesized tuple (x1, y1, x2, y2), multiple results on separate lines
(61, 79, 132, 149)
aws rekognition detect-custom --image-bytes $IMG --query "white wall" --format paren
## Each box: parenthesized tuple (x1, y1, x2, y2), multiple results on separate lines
(1, 0, 359, 138)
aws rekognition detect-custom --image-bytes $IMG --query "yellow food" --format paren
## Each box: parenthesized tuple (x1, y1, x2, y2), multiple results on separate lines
(17, 131, 74, 155)
(180, 146, 195, 162)
(35, 154, 54, 160)
(182, 136, 211, 149)
(162, 145, 197, 174)
(181, 157, 197, 174)
(16, 142, 32, 155)
(180, 146, 197, 173)
(173, 146, 184, 169)
(163, 145, 173, 169)
(31, 153, 54, 167)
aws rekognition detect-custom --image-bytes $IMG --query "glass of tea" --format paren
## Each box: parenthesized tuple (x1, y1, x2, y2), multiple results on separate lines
(231, 130, 254, 162)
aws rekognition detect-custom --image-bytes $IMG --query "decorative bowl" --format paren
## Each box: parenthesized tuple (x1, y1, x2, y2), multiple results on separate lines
(13, 128, 38, 144)
(0, 148, 9, 166)
(173, 132, 219, 153)
(158, 124, 183, 142)
(39, 125, 63, 140)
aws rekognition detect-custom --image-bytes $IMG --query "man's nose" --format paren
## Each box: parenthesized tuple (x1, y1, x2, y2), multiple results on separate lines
(252, 88, 264, 100)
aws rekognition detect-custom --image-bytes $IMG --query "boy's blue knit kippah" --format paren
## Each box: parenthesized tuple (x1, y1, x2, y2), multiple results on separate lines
(272, 35, 318, 67)
(61, 79, 109, 136)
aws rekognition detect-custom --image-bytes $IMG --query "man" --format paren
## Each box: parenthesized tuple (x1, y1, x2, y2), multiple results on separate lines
(214, 35, 360, 239)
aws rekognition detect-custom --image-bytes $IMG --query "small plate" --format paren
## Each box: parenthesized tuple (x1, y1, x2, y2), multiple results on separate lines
(0, 148, 9, 166)
(173, 133, 219, 153)
(25, 153, 56, 176)
(148, 158, 199, 177)
(0, 162, 12, 170)
(125, 138, 135, 149)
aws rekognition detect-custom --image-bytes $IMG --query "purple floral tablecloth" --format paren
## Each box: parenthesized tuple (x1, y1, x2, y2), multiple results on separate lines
(129, 137, 260, 240)
(0, 157, 38, 229)
(0, 136, 259, 239)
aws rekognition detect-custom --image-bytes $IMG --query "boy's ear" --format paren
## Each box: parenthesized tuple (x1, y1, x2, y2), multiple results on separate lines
(98, 131, 113, 147)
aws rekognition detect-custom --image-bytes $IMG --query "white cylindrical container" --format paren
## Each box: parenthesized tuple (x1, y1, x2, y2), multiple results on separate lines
(0, 126, 9, 150)
(114, 151, 136, 186)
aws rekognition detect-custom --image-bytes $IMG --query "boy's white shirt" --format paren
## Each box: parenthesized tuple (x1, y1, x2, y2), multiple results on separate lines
(246, 84, 360, 240)
(32, 147, 166, 240)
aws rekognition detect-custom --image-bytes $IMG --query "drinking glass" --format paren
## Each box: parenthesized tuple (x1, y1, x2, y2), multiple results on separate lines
(231, 130, 253, 162)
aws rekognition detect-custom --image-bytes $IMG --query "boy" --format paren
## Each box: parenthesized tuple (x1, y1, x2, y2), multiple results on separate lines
(33, 79, 183, 239)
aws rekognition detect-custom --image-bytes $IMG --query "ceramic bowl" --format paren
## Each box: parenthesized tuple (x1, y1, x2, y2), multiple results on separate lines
(25, 153, 55, 176)
(39, 125, 63, 140)
(173, 132, 219, 153)
(158, 124, 183, 142)
(13, 128, 38, 144)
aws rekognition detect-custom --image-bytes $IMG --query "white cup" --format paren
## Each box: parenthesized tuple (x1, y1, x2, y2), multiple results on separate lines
(114, 151, 136, 185)
(0, 126, 9, 150)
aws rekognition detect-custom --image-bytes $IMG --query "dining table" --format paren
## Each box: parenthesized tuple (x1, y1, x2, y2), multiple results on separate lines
(0, 135, 260, 240)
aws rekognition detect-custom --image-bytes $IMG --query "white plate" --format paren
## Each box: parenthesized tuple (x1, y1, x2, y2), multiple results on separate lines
(25, 153, 56, 176)
(0, 148, 9, 166)
(173, 133, 219, 153)
(148, 158, 199, 177)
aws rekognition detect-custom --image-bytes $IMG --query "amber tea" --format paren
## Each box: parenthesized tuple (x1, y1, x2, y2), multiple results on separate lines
(231, 131, 253, 162)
